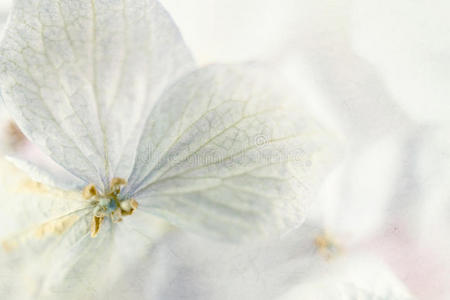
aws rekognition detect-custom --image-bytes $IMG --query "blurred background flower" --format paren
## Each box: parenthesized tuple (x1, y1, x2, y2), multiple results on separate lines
(156, 1, 450, 298)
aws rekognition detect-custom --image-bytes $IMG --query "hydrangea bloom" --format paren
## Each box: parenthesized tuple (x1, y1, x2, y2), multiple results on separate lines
(0, 0, 333, 297)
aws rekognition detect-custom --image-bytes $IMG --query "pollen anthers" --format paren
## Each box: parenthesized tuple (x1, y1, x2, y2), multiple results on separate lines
(83, 177, 138, 238)
(314, 232, 341, 260)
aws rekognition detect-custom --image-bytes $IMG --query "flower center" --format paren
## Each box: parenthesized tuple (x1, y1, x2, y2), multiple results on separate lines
(314, 233, 341, 260)
(83, 177, 138, 237)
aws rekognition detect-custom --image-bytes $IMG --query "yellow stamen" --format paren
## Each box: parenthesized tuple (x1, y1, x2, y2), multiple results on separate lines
(83, 179, 137, 238)
(130, 199, 138, 210)
(314, 233, 341, 260)
(110, 177, 127, 192)
(120, 199, 138, 216)
(91, 215, 104, 238)
(83, 184, 97, 199)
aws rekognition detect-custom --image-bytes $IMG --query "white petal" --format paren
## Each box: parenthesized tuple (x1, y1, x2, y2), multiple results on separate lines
(0, 0, 194, 190)
(107, 221, 328, 300)
(0, 165, 90, 241)
(0, 158, 170, 299)
(317, 132, 406, 245)
(1, 214, 97, 299)
(279, 255, 415, 300)
(0, 203, 94, 299)
(40, 213, 170, 300)
(352, 0, 450, 123)
(125, 64, 337, 241)
(6, 155, 85, 190)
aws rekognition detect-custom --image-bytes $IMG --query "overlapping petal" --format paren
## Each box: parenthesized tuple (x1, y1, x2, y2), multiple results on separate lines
(0, 0, 194, 190)
(125, 64, 336, 241)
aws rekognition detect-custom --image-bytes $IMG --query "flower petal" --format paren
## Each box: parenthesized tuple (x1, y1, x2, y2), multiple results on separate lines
(0, 159, 90, 237)
(126, 64, 337, 241)
(6, 155, 85, 190)
(279, 254, 415, 300)
(352, 0, 450, 124)
(0, 0, 194, 189)
(0, 159, 99, 298)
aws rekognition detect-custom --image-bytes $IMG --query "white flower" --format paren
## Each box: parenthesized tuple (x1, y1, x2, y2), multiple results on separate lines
(0, 0, 334, 297)
(94, 216, 415, 300)
(278, 254, 415, 300)
(146, 1, 450, 299)
(352, 0, 450, 124)
(105, 220, 328, 300)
